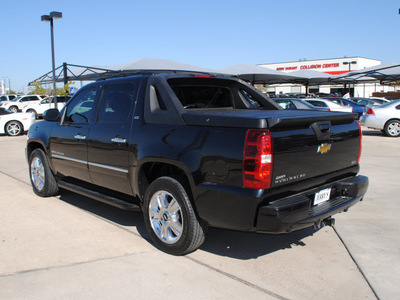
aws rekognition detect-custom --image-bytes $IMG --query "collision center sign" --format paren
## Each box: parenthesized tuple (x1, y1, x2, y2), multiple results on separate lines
(276, 63, 340, 71)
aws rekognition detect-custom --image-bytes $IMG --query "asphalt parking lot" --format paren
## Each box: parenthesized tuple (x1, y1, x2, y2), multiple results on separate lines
(0, 128, 399, 299)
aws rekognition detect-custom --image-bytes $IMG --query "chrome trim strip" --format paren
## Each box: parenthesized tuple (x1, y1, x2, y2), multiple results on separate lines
(51, 154, 128, 174)
(52, 154, 87, 165)
(88, 162, 129, 174)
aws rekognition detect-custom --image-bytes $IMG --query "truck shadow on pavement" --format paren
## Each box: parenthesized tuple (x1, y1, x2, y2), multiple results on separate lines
(361, 129, 383, 136)
(198, 227, 314, 259)
(58, 189, 316, 259)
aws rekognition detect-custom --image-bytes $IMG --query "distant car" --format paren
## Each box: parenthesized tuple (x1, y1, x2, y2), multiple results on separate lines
(0, 94, 21, 102)
(305, 99, 353, 113)
(359, 100, 400, 137)
(0, 107, 36, 136)
(22, 95, 70, 119)
(0, 94, 47, 113)
(351, 97, 389, 107)
(273, 98, 329, 111)
(322, 97, 365, 117)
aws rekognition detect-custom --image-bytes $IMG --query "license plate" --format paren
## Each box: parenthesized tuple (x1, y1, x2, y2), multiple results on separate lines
(314, 188, 331, 205)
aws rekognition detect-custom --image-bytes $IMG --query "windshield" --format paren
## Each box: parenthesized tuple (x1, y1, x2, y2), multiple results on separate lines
(0, 107, 12, 115)
(11, 96, 22, 102)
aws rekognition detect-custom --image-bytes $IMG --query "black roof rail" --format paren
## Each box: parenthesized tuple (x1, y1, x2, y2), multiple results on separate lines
(95, 69, 215, 81)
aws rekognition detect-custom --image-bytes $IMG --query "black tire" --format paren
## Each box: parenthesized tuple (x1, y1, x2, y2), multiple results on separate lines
(5, 120, 23, 136)
(8, 106, 18, 113)
(27, 109, 38, 119)
(143, 176, 207, 255)
(29, 148, 59, 197)
(384, 120, 400, 137)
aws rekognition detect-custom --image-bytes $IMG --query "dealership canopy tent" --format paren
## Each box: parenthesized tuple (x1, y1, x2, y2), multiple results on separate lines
(333, 62, 400, 83)
(216, 64, 298, 84)
(107, 57, 215, 73)
(285, 69, 333, 85)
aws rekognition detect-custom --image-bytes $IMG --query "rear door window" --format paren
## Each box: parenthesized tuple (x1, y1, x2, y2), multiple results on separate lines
(97, 83, 135, 124)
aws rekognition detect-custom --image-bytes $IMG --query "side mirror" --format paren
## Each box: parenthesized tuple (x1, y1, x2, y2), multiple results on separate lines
(43, 108, 60, 122)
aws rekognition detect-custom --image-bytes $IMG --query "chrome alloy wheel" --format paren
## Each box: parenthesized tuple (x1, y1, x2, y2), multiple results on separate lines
(149, 190, 183, 244)
(31, 156, 45, 192)
(387, 121, 400, 136)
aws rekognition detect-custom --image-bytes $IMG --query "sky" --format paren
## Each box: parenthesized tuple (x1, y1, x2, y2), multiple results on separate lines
(1, 0, 399, 92)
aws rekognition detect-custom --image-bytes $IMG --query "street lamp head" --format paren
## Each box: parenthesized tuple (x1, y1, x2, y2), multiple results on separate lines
(50, 11, 62, 19)
(41, 15, 51, 22)
(351, 61, 357, 64)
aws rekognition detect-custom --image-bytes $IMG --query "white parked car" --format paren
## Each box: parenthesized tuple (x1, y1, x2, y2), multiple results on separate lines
(359, 100, 400, 137)
(22, 96, 70, 119)
(0, 107, 36, 136)
(305, 98, 353, 113)
(0, 94, 47, 113)
(0, 94, 21, 102)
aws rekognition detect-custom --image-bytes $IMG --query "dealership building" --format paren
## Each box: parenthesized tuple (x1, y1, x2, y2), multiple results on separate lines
(258, 57, 396, 97)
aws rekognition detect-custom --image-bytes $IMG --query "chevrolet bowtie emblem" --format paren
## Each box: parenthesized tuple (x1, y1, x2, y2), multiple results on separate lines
(317, 143, 332, 154)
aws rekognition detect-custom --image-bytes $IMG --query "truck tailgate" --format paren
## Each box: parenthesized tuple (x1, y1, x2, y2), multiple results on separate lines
(183, 109, 360, 188)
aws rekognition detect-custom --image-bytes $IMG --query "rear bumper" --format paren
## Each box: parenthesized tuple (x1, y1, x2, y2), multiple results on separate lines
(256, 175, 369, 233)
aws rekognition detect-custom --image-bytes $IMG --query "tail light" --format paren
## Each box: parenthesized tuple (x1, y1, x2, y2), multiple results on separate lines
(366, 108, 374, 115)
(356, 121, 362, 164)
(243, 129, 273, 189)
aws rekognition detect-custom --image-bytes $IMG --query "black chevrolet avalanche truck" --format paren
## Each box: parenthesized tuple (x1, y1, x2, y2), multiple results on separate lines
(26, 72, 368, 255)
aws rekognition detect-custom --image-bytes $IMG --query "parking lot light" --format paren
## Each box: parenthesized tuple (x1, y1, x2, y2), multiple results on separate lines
(343, 61, 357, 96)
(41, 11, 62, 109)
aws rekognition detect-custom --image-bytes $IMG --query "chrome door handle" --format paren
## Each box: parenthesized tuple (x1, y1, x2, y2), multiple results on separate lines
(111, 137, 127, 144)
(74, 134, 86, 140)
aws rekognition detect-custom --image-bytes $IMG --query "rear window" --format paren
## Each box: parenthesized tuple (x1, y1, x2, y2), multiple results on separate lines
(172, 86, 232, 109)
(167, 77, 278, 110)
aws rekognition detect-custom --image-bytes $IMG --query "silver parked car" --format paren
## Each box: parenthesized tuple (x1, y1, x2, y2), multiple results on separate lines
(359, 100, 400, 137)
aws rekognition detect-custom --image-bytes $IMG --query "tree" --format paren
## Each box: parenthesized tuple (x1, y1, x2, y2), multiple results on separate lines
(56, 81, 75, 96)
(29, 81, 49, 95)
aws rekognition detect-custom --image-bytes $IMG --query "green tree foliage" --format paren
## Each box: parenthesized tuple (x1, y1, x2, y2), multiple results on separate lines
(29, 81, 49, 95)
(56, 81, 75, 96)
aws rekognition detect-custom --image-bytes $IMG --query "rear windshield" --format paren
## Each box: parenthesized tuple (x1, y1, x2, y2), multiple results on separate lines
(0, 107, 12, 115)
(167, 77, 279, 110)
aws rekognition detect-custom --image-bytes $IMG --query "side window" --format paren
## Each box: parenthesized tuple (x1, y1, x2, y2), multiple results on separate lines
(64, 87, 97, 124)
(23, 96, 38, 102)
(240, 90, 261, 108)
(276, 100, 296, 110)
(97, 83, 135, 124)
(308, 101, 326, 108)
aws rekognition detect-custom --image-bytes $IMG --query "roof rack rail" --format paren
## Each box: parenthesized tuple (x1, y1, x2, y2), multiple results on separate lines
(95, 69, 214, 81)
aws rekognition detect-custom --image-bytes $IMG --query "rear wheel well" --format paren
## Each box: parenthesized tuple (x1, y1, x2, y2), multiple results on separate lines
(385, 118, 400, 126)
(138, 162, 191, 201)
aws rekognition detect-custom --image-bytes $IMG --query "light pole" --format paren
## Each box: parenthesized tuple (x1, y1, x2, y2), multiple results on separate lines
(41, 11, 62, 109)
(343, 61, 357, 96)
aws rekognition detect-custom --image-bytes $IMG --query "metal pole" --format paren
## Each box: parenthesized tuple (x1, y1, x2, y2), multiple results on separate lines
(348, 64, 351, 96)
(63, 62, 68, 103)
(50, 18, 58, 109)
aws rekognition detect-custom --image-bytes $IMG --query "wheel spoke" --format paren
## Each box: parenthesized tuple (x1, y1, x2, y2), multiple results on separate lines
(167, 199, 180, 216)
(169, 221, 182, 237)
